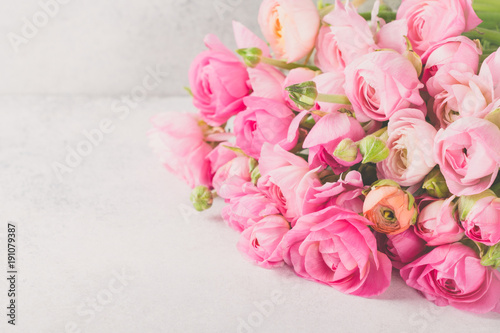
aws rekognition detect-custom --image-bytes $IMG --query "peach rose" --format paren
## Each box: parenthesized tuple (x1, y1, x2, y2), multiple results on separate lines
(363, 185, 417, 235)
(258, 0, 320, 63)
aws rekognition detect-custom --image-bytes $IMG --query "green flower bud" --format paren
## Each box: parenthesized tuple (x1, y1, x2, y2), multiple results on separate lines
(485, 107, 500, 130)
(333, 138, 359, 163)
(481, 243, 500, 269)
(458, 189, 496, 221)
(251, 166, 261, 185)
(358, 135, 389, 164)
(403, 36, 422, 76)
(236, 47, 263, 68)
(422, 167, 450, 198)
(190, 186, 214, 212)
(285, 81, 318, 110)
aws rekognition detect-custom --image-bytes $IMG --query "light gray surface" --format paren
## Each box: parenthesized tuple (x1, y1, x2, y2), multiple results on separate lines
(0, 0, 400, 96)
(0, 96, 498, 333)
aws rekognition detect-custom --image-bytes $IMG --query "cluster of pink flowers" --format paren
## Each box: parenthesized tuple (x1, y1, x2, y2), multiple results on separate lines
(150, 0, 500, 314)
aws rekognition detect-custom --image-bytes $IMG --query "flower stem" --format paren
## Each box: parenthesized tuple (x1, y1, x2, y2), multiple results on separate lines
(464, 27, 500, 46)
(261, 57, 320, 71)
(317, 93, 351, 105)
(359, 11, 397, 23)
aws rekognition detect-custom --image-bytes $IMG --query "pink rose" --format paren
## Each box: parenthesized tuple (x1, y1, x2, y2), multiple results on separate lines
(222, 184, 280, 232)
(282, 68, 317, 111)
(401, 243, 500, 314)
(303, 112, 364, 173)
(415, 197, 464, 246)
(377, 109, 437, 187)
(281, 206, 392, 297)
(302, 171, 365, 215)
(344, 51, 424, 122)
(148, 113, 212, 188)
(397, 0, 482, 56)
(434, 117, 500, 196)
(427, 63, 495, 128)
(321, 0, 377, 68)
(461, 195, 500, 246)
(237, 215, 290, 268)
(189, 35, 250, 126)
(421, 36, 482, 84)
(258, 0, 320, 63)
(257, 144, 321, 224)
(377, 226, 426, 269)
(234, 96, 294, 158)
(313, 72, 353, 114)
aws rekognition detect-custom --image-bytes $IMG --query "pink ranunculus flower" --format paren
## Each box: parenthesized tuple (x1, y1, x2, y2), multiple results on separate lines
(344, 51, 424, 122)
(212, 156, 252, 199)
(281, 206, 392, 297)
(397, 0, 482, 56)
(258, 0, 320, 63)
(149, 113, 213, 188)
(434, 117, 500, 196)
(321, 0, 377, 68)
(461, 195, 500, 246)
(257, 144, 321, 224)
(401, 243, 500, 314)
(314, 25, 345, 72)
(234, 96, 294, 159)
(377, 109, 437, 187)
(237, 214, 290, 268)
(302, 171, 365, 216)
(427, 63, 495, 128)
(421, 36, 482, 85)
(282, 68, 318, 111)
(377, 226, 427, 269)
(189, 35, 250, 126)
(480, 48, 500, 98)
(313, 72, 354, 114)
(302, 112, 364, 173)
(222, 184, 280, 233)
(415, 197, 464, 246)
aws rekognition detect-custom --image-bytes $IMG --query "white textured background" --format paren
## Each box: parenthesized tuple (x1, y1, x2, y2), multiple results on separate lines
(0, 0, 400, 95)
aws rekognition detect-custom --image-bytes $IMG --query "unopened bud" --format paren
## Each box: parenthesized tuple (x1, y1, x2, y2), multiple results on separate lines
(236, 47, 263, 68)
(333, 138, 359, 163)
(422, 167, 450, 198)
(358, 135, 389, 164)
(285, 81, 318, 110)
(251, 166, 261, 185)
(403, 36, 422, 76)
(486, 108, 500, 130)
(481, 243, 500, 269)
(190, 186, 213, 212)
(458, 190, 496, 221)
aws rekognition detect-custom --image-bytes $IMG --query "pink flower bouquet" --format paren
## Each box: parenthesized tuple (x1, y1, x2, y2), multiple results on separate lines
(150, 0, 500, 314)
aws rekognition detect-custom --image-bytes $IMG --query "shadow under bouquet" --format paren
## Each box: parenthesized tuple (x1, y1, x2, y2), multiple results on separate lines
(149, 0, 500, 315)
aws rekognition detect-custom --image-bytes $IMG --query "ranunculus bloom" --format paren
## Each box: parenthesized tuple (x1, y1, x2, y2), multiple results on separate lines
(302, 171, 365, 216)
(363, 185, 417, 235)
(258, 0, 320, 63)
(281, 206, 392, 297)
(481, 48, 500, 98)
(377, 109, 437, 187)
(462, 195, 500, 246)
(222, 184, 280, 232)
(189, 34, 250, 126)
(257, 144, 321, 224)
(427, 63, 495, 128)
(415, 197, 464, 246)
(313, 72, 354, 114)
(302, 112, 364, 173)
(344, 51, 424, 122)
(212, 156, 252, 199)
(401, 243, 500, 314)
(421, 36, 482, 84)
(397, 0, 482, 56)
(434, 117, 500, 196)
(282, 68, 318, 111)
(237, 214, 290, 268)
(234, 96, 294, 158)
(377, 226, 426, 269)
(319, 0, 377, 69)
(149, 113, 213, 188)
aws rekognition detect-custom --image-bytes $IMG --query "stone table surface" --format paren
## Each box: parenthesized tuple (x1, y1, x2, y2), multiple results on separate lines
(0, 95, 498, 333)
